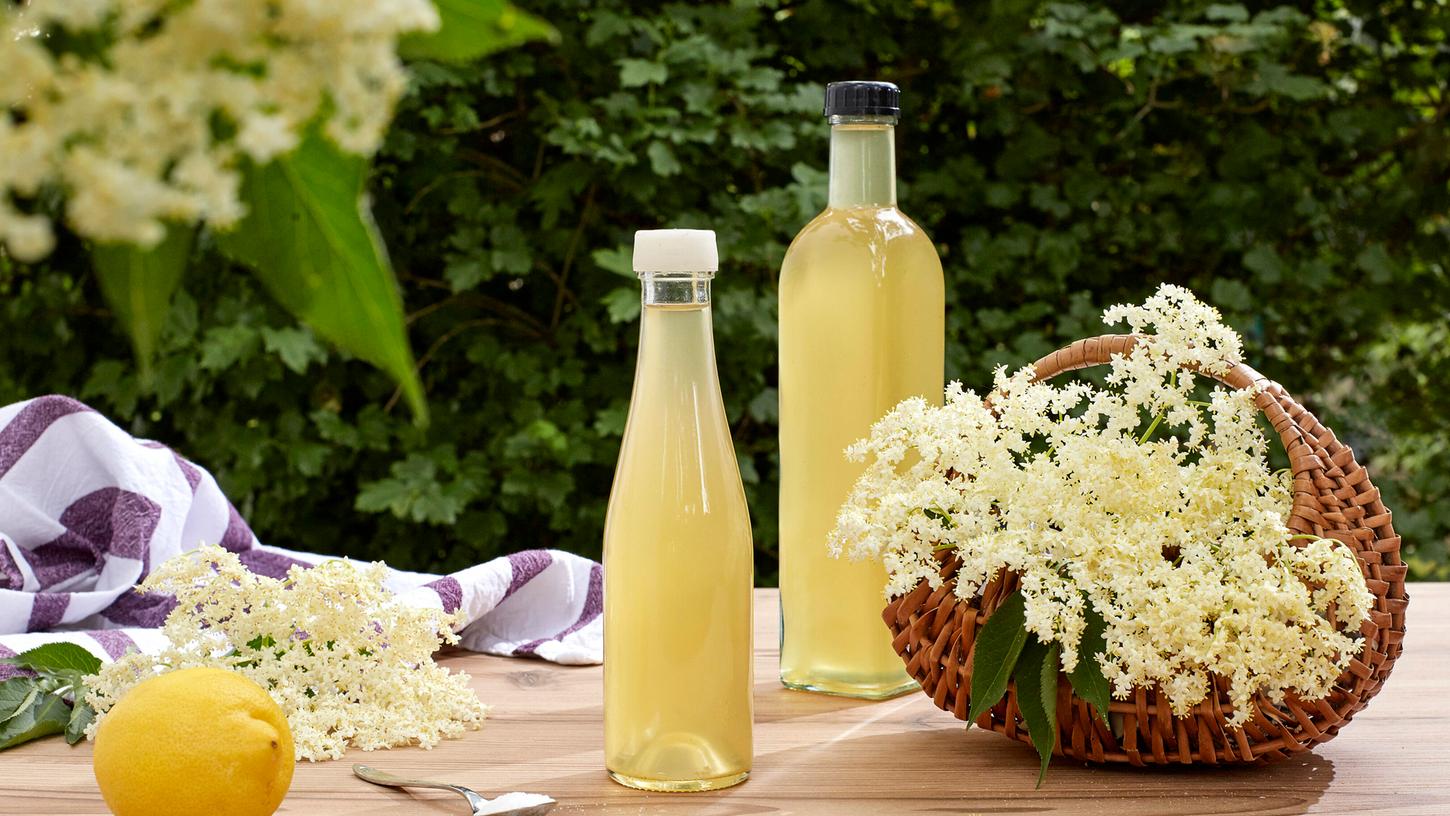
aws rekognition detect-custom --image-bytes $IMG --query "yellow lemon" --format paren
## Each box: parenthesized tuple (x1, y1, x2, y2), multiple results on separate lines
(93, 667, 295, 816)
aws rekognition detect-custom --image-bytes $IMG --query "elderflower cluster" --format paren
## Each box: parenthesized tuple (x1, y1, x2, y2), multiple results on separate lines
(830, 285, 1372, 725)
(86, 546, 488, 761)
(0, 0, 439, 260)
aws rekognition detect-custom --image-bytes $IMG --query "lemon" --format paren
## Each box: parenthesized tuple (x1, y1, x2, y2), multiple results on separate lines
(93, 667, 295, 816)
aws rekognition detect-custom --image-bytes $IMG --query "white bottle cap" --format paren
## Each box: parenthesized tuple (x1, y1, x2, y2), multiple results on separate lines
(632, 229, 718, 273)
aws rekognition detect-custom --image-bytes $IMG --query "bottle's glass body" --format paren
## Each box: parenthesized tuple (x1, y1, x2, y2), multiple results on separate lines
(777, 115, 945, 698)
(603, 270, 754, 791)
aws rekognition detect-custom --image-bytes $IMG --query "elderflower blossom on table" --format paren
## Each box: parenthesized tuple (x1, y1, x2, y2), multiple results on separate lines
(0, 0, 439, 260)
(86, 546, 488, 761)
(830, 285, 1373, 725)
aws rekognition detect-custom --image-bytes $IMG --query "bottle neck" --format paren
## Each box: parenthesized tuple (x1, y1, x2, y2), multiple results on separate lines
(633, 273, 720, 395)
(828, 115, 897, 209)
(641, 272, 713, 307)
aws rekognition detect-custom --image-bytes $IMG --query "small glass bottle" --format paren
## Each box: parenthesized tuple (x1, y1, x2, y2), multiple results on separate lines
(603, 229, 754, 792)
(777, 81, 945, 698)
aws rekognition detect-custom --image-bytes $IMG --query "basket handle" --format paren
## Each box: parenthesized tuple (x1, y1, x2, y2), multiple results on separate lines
(1023, 333, 1326, 536)
(1029, 333, 1265, 390)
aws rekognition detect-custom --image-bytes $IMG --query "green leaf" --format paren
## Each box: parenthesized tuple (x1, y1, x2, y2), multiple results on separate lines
(0, 679, 35, 718)
(619, 58, 668, 87)
(260, 326, 326, 374)
(1208, 278, 1253, 312)
(591, 246, 635, 278)
(65, 700, 95, 745)
(602, 287, 641, 324)
(1067, 603, 1113, 728)
(1014, 638, 1059, 788)
(748, 387, 779, 424)
(400, 0, 557, 63)
(1205, 3, 1249, 22)
(1, 643, 103, 677)
(444, 258, 486, 292)
(356, 476, 424, 518)
(646, 141, 682, 176)
(968, 590, 1029, 724)
(217, 129, 427, 421)
(198, 324, 260, 372)
(1251, 63, 1329, 101)
(1355, 243, 1396, 284)
(1242, 244, 1285, 284)
(0, 692, 70, 750)
(91, 224, 193, 373)
(0, 682, 38, 725)
(355, 447, 482, 525)
(592, 404, 627, 437)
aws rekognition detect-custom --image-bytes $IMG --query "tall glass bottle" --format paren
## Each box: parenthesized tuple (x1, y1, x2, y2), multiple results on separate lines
(603, 229, 754, 791)
(777, 82, 945, 698)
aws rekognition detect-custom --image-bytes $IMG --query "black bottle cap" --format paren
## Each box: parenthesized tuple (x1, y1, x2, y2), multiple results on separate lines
(823, 81, 901, 118)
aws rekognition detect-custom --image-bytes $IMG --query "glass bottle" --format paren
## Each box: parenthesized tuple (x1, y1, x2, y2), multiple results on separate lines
(603, 229, 754, 791)
(777, 82, 945, 698)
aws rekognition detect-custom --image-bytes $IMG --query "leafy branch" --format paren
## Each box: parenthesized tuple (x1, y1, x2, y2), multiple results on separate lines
(88, 0, 557, 425)
(968, 590, 1114, 786)
(0, 643, 103, 751)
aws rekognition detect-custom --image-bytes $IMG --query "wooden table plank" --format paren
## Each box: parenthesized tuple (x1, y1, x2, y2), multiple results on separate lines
(2, 585, 1447, 816)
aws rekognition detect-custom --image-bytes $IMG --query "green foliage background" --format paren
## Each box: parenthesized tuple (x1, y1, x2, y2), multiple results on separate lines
(2, 0, 1446, 581)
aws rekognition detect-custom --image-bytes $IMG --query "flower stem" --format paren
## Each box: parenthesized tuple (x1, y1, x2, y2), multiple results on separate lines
(1137, 371, 1177, 444)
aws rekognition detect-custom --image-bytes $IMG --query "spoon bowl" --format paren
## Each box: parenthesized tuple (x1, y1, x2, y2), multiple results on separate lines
(352, 764, 556, 816)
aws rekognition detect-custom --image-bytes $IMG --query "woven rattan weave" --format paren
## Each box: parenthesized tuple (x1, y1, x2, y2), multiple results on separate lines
(882, 334, 1409, 765)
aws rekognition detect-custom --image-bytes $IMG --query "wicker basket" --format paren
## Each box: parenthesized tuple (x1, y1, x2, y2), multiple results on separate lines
(882, 334, 1409, 766)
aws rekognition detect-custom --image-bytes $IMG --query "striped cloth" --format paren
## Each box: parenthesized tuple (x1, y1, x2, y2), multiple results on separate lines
(0, 396, 602, 678)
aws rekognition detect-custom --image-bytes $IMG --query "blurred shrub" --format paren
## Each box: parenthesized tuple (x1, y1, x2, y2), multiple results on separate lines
(1, 0, 1446, 579)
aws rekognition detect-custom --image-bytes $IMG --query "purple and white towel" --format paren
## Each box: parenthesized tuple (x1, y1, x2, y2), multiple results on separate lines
(0, 395, 603, 677)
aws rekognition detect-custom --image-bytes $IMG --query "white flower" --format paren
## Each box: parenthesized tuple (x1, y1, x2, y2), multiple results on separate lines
(237, 114, 301, 164)
(830, 285, 1373, 725)
(86, 546, 488, 761)
(0, 208, 54, 262)
(0, 0, 438, 257)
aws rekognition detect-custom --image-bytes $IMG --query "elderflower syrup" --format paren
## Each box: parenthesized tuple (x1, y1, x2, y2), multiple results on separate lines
(603, 230, 754, 792)
(777, 82, 945, 698)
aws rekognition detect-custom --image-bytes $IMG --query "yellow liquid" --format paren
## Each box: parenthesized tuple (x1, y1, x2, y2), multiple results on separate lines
(778, 205, 944, 698)
(603, 302, 754, 791)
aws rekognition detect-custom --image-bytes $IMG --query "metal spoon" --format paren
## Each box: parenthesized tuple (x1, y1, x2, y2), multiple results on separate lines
(352, 764, 556, 816)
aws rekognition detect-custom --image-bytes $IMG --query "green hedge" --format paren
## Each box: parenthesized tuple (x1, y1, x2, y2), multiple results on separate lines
(2, 0, 1446, 580)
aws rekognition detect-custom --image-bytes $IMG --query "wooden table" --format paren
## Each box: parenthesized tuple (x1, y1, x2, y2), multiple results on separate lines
(4, 586, 1448, 815)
